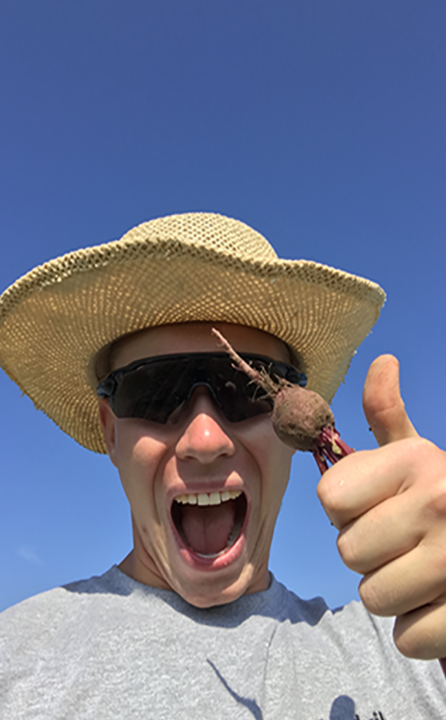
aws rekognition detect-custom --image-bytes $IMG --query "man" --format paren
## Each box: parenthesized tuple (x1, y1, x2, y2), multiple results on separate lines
(0, 213, 445, 718)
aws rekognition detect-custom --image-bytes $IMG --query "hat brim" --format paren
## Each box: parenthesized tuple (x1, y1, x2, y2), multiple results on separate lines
(0, 223, 385, 453)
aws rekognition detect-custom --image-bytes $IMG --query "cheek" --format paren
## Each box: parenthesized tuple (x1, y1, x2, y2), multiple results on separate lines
(112, 421, 169, 501)
(242, 420, 294, 502)
(114, 420, 167, 463)
(263, 441, 293, 514)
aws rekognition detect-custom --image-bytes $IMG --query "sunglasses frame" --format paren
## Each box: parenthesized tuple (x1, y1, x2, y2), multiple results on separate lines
(97, 352, 307, 424)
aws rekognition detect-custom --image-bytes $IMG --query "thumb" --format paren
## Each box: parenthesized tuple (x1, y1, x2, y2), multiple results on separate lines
(363, 354, 419, 447)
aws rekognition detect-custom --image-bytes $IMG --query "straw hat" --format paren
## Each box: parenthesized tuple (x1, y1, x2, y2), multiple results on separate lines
(0, 212, 385, 453)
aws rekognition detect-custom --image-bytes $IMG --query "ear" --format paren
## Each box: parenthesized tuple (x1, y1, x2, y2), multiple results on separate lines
(98, 398, 118, 465)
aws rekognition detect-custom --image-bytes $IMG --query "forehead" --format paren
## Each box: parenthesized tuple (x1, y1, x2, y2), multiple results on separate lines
(111, 322, 290, 370)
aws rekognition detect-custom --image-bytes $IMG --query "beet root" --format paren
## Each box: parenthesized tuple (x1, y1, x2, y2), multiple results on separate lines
(212, 328, 354, 474)
(271, 384, 334, 451)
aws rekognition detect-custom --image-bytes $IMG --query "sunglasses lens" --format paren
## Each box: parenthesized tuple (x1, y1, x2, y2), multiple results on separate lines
(111, 359, 193, 423)
(210, 363, 273, 421)
(102, 354, 304, 424)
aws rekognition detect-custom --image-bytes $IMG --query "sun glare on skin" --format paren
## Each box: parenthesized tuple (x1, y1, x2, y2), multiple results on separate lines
(99, 322, 295, 608)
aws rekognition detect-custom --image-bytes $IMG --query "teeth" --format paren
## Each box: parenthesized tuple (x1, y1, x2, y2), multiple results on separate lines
(209, 492, 221, 505)
(175, 490, 242, 506)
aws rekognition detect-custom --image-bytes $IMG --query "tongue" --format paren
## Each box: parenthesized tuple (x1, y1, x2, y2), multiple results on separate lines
(181, 501, 236, 555)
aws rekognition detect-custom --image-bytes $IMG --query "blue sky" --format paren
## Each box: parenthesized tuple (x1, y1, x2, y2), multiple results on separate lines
(1, 0, 445, 612)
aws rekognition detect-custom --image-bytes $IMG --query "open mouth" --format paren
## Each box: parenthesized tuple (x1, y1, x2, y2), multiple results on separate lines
(171, 490, 247, 558)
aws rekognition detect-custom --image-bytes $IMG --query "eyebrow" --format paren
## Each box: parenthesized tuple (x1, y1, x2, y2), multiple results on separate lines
(96, 331, 304, 381)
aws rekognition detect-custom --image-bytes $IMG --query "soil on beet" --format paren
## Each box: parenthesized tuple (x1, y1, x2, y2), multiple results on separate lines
(271, 385, 335, 452)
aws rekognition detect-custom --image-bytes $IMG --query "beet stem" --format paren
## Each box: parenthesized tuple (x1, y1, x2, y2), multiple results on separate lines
(212, 328, 280, 395)
(314, 451, 330, 474)
(211, 328, 263, 384)
(212, 328, 354, 476)
(315, 426, 355, 474)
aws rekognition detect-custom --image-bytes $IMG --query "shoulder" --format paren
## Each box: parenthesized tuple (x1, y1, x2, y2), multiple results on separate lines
(268, 576, 397, 647)
(268, 579, 445, 702)
(0, 567, 124, 651)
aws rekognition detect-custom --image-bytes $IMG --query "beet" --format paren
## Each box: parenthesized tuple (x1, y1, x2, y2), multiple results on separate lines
(212, 328, 354, 474)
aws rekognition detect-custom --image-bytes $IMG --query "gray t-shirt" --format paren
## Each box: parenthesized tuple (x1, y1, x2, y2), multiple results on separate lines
(0, 566, 444, 719)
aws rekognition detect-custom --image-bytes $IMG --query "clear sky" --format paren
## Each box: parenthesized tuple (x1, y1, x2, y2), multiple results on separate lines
(1, 0, 445, 613)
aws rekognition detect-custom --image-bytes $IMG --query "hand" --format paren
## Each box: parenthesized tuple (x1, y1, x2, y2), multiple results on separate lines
(317, 355, 446, 660)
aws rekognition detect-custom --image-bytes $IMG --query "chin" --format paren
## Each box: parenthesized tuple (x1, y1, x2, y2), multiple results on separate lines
(177, 580, 248, 609)
(170, 562, 267, 609)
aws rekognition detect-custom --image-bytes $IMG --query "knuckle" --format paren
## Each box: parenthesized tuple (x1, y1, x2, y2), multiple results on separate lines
(393, 617, 438, 660)
(358, 577, 388, 617)
(317, 472, 346, 517)
(401, 438, 446, 518)
(336, 531, 362, 572)
(413, 436, 440, 460)
(432, 548, 446, 580)
(396, 641, 428, 660)
(393, 629, 424, 659)
(410, 437, 445, 468)
(425, 478, 446, 520)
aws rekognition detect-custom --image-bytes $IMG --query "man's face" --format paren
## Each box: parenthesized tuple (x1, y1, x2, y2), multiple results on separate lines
(99, 322, 295, 608)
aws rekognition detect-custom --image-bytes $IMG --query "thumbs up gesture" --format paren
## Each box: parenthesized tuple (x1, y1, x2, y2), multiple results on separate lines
(317, 355, 446, 660)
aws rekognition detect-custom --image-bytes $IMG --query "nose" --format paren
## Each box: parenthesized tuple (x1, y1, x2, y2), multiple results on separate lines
(175, 388, 235, 464)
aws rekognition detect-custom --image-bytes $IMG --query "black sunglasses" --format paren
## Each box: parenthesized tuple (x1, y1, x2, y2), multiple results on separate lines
(97, 352, 307, 424)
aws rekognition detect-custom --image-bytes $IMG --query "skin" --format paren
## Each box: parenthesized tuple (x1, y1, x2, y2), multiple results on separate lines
(318, 355, 446, 661)
(100, 322, 446, 659)
(99, 322, 295, 608)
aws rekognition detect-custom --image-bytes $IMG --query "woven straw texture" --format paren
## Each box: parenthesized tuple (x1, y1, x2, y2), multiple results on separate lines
(0, 213, 385, 453)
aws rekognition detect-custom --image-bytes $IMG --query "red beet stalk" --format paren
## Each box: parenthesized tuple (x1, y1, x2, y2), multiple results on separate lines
(212, 329, 354, 474)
